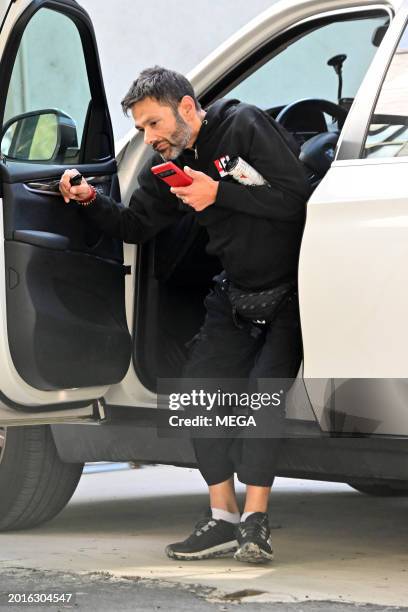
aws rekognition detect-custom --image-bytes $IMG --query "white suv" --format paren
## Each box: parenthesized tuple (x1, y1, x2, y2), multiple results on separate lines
(0, 0, 408, 531)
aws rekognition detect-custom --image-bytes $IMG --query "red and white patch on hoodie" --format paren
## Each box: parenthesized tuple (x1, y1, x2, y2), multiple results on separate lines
(214, 155, 230, 177)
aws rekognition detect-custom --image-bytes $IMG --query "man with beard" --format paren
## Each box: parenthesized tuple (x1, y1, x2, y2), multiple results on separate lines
(59, 66, 310, 564)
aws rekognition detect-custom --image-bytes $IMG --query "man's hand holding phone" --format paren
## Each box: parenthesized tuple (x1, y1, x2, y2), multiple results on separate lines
(151, 163, 218, 212)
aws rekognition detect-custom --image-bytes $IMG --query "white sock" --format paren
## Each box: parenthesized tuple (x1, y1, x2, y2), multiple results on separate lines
(241, 511, 256, 522)
(211, 507, 240, 524)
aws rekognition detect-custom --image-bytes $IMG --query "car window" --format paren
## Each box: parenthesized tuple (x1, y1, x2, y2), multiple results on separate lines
(362, 21, 408, 159)
(2, 8, 91, 164)
(229, 14, 388, 112)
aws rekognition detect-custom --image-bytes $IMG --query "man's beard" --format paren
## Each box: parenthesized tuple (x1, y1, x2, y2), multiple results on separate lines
(155, 113, 192, 161)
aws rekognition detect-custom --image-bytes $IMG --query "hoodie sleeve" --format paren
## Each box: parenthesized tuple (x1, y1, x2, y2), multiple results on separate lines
(82, 158, 184, 244)
(214, 106, 311, 221)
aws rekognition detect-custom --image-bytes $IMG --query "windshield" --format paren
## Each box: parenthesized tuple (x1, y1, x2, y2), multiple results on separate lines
(229, 14, 389, 109)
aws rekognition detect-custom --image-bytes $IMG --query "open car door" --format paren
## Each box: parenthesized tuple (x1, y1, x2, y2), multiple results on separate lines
(0, 0, 131, 423)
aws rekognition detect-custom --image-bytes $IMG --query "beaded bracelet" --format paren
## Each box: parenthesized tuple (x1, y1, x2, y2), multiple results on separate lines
(78, 185, 97, 206)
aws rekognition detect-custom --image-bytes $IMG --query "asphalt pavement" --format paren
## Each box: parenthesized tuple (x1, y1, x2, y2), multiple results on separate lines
(0, 465, 407, 611)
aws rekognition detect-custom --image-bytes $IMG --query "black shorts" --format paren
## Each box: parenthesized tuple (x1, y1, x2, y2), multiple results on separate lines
(182, 273, 302, 487)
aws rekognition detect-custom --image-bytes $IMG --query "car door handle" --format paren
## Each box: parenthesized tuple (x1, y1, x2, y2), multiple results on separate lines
(13, 230, 70, 250)
(25, 175, 110, 195)
(25, 179, 61, 193)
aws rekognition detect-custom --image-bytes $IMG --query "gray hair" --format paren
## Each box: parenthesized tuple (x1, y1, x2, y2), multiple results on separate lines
(121, 66, 201, 116)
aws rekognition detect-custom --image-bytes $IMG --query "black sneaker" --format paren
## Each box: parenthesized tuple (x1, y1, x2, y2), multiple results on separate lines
(234, 512, 274, 564)
(165, 510, 238, 561)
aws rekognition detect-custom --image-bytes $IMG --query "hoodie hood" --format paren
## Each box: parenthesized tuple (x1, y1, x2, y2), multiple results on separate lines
(194, 98, 241, 148)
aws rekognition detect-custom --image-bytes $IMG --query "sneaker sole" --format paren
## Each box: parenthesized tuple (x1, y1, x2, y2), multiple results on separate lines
(234, 542, 274, 564)
(166, 539, 238, 561)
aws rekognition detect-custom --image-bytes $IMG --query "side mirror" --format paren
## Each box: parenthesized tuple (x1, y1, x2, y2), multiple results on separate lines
(1, 109, 79, 163)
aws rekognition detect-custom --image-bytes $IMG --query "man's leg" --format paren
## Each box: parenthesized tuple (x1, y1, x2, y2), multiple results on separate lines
(184, 278, 264, 493)
(243, 485, 270, 513)
(209, 477, 240, 513)
(165, 277, 263, 560)
(234, 294, 303, 563)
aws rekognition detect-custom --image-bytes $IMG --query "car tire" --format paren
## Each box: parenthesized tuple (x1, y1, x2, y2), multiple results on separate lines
(348, 482, 408, 497)
(0, 425, 83, 531)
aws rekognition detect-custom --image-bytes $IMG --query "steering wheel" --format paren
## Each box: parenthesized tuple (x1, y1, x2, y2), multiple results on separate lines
(276, 97, 347, 128)
(276, 98, 348, 182)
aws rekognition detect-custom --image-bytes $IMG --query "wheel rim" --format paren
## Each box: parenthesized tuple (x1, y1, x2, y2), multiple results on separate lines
(0, 427, 6, 465)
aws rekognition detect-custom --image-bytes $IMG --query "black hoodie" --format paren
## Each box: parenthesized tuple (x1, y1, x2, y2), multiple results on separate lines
(84, 99, 311, 289)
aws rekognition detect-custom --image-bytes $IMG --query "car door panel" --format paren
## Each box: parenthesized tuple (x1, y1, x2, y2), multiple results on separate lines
(5, 241, 130, 391)
(0, 0, 131, 415)
(1, 163, 131, 393)
(1, 161, 123, 261)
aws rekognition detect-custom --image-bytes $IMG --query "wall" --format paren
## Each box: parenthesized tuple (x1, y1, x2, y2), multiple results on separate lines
(78, 0, 275, 139)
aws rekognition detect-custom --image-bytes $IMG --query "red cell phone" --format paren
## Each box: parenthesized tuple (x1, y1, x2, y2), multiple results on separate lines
(151, 162, 193, 187)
